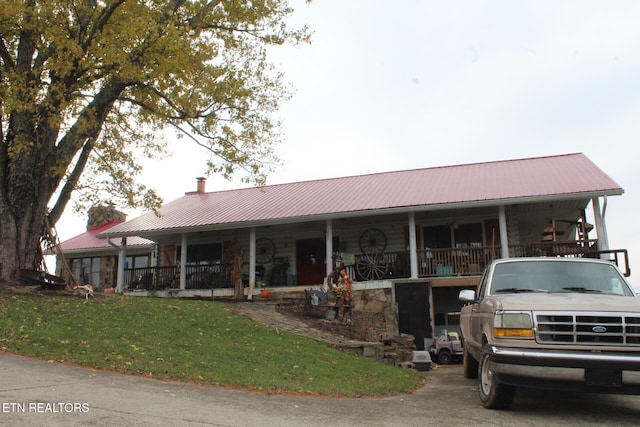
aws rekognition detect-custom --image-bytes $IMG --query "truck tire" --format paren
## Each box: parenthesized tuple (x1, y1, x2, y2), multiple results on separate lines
(437, 349, 452, 365)
(463, 345, 478, 379)
(478, 344, 515, 409)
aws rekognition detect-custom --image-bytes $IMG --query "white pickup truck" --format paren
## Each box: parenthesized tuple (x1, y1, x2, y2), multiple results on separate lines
(459, 257, 640, 409)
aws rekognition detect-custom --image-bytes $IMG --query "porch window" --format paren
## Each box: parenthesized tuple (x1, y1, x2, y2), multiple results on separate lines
(125, 255, 150, 270)
(423, 225, 452, 249)
(177, 243, 222, 265)
(453, 223, 483, 247)
(423, 223, 484, 249)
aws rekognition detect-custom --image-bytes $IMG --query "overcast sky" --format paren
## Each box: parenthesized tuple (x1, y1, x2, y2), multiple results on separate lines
(54, 1, 640, 288)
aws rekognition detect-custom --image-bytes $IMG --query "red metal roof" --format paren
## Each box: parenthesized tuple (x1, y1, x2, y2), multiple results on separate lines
(59, 221, 153, 253)
(99, 153, 623, 237)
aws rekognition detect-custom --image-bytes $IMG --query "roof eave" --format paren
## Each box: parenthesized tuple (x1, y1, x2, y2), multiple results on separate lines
(55, 243, 155, 254)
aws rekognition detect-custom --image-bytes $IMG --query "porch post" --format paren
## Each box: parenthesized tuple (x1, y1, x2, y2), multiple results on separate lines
(408, 212, 418, 278)
(498, 205, 509, 258)
(325, 219, 333, 276)
(248, 227, 256, 300)
(116, 237, 126, 293)
(180, 234, 187, 290)
(591, 197, 610, 252)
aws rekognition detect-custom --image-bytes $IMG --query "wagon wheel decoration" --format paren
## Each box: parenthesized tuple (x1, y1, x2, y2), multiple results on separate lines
(359, 228, 387, 253)
(255, 238, 276, 264)
(356, 251, 388, 281)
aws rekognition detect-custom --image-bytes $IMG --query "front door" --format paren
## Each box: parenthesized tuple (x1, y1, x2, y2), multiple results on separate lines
(395, 281, 432, 350)
(296, 238, 325, 285)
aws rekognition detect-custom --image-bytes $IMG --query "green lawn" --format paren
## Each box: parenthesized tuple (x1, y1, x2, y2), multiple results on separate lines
(0, 292, 422, 396)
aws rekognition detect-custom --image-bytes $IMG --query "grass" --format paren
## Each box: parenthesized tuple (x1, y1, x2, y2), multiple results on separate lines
(0, 292, 422, 397)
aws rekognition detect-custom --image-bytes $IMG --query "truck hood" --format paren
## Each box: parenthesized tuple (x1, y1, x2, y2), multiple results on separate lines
(492, 293, 640, 312)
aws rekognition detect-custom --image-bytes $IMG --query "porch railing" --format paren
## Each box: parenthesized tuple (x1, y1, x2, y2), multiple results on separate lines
(508, 239, 599, 258)
(350, 240, 628, 280)
(123, 240, 629, 290)
(124, 264, 233, 291)
(416, 246, 501, 277)
(347, 247, 499, 280)
(350, 247, 498, 280)
(412, 240, 628, 278)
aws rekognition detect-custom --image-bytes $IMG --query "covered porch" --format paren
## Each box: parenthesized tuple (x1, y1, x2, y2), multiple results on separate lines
(122, 241, 630, 294)
(88, 154, 628, 297)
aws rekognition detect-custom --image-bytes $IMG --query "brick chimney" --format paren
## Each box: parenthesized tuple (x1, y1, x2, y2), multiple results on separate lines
(196, 177, 206, 193)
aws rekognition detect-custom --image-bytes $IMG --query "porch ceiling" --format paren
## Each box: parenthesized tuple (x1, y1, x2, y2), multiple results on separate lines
(512, 198, 591, 242)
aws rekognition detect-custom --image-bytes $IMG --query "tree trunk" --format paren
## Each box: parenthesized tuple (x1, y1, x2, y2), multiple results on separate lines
(0, 79, 125, 291)
(0, 199, 48, 288)
(0, 125, 58, 289)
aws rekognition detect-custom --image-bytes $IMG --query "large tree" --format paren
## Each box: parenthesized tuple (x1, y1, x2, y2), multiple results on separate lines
(0, 0, 309, 288)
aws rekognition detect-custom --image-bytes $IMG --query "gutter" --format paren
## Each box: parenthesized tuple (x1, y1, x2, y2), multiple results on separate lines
(107, 237, 119, 249)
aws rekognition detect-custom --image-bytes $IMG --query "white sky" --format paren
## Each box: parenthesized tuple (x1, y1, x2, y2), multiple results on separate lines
(54, 1, 640, 288)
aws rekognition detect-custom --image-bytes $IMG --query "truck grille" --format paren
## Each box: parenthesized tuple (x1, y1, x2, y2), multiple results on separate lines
(534, 312, 640, 346)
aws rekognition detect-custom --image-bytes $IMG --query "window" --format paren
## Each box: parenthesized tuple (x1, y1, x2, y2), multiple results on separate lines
(177, 243, 222, 265)
(423, 225, 452, 249)
(423, 223, 483, 248)
(71, 257, 101, 288)
(453, 223, 483, 247)
(125, 255, 149, 270)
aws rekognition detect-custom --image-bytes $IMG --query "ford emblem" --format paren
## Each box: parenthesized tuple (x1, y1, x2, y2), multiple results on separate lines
(592, 326, 607, 333)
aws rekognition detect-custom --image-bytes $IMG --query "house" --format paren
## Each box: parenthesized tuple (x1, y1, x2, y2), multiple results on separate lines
(57, 153, 629, 349)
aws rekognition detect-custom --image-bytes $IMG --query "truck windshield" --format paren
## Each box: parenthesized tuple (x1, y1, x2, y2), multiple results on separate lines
(490, 261, 634, 296)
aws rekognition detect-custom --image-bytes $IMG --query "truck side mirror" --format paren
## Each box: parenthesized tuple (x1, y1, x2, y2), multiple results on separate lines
(459, 289, 476, 302)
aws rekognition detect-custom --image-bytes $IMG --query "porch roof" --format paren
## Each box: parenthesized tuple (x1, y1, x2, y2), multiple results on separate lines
(98, 153, 623, 238)
(58, 221, 153, 254)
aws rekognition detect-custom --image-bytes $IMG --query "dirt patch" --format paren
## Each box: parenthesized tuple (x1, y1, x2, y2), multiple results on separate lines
(276, 302, 387, 342)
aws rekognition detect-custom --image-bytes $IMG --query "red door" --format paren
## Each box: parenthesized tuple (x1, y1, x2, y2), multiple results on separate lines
(296, 238, 325, 285)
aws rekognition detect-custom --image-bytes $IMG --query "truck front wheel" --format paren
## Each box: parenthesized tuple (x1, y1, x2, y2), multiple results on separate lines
(437, 349, 452, 364)
(478, 345, 515, 409)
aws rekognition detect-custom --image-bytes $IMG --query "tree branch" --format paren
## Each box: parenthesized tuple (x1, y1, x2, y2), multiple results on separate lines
(0, 38, 15, 70)
(187, 0, 224, 27)
(48, 135, 96, 224)
(55, 79, 128, 161)
(82, 0, 126, 51)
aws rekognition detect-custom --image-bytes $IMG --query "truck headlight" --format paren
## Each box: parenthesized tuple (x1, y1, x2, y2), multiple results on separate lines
(494, 312, 534, 338)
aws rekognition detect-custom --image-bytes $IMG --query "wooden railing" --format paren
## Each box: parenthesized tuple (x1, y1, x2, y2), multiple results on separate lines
(412, 240, 628, 278)
(124, 264, 234, 291)
(416, 246, 500, 277)
(123, 240, 629, 290)
(352, 241, 627, 279)
(351, 248, 497, 280)
(508, 239, 599, 258)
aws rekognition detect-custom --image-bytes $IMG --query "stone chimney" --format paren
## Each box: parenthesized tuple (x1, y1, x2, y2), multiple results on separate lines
(196, 177, 206, 193)
(87, 204, 126, 230)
